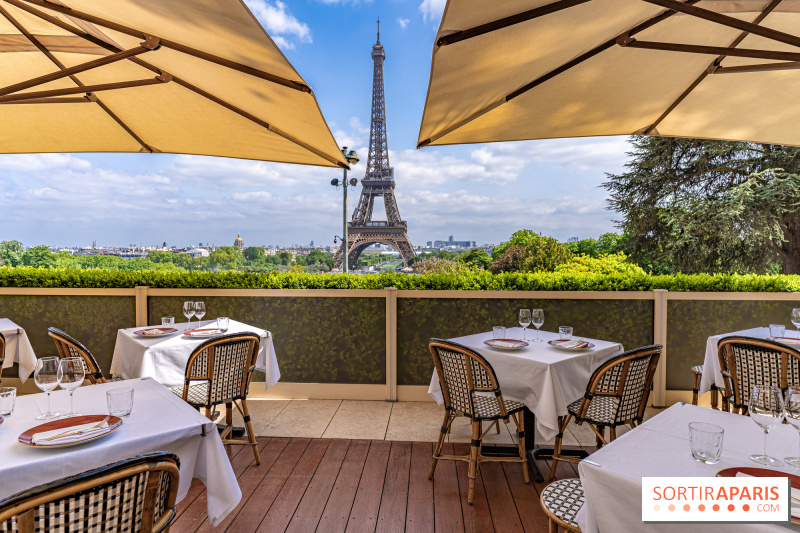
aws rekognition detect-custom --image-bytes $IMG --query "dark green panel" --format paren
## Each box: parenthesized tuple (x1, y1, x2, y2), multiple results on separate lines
(148, 296, 385, 384)
(397, 298, 654, 386)
(666, 299, 800, 390)
(0, 295, 135, 375)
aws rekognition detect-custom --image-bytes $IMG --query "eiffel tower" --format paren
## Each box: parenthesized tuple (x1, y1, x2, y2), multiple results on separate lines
(333, 21, 415, 269)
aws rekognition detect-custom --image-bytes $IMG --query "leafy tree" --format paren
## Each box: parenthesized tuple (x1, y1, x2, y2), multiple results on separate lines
(0, 240, 24, 267)
(555, 252, 646, 275)
(490, 231, 572, 273)
(243, 247, 266, 264)
(209, 247, 243, 271)
(21, 246, 56, 268)
(604, 137, 799, 274)
(565, 238, 600, 258)
(460, 249, 491, 269)
(276, 252, 293, 266)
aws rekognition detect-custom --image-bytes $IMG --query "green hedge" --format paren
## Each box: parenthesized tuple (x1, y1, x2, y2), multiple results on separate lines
(2, 266, 800, 292)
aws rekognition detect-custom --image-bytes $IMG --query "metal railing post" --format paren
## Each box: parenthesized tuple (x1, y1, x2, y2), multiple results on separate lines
(652, 289, 668, 406)
(135, 285, 149, 327)
(385, 287, 397, 401)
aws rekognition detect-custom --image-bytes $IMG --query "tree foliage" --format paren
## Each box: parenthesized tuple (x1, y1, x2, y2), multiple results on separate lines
(490, 230, 572, 273)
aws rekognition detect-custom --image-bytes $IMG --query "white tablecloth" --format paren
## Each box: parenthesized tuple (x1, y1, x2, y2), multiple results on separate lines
(428, 328, 624, 441)
(110, 319, 280, 389)
(0, 318, 37, 381)
(699, 327, 794, 395)
(0, 378, 240, 527)
(577, 403, 800, 532)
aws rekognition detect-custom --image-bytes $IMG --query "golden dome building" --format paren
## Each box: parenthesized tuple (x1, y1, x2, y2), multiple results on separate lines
(234, 233, 245, 252)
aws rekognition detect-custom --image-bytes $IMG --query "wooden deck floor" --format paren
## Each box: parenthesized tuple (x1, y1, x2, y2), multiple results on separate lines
(171, 437, 593, 533)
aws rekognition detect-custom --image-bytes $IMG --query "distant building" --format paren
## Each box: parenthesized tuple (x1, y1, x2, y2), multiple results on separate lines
(566, 236, 580, 243)
(430, 235, 476, 249)
(310, 240, 314, 247)
(234, 233, 245, 251)
(184, 248, 209, 258)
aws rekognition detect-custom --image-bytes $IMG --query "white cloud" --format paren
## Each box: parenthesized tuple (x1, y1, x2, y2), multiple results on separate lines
(0, 153, 91, 171)
(397, 17, 410, 29)
(244, 0, 311, 49)
(232, 191, 273, 201)
(418, 0, 446, 23)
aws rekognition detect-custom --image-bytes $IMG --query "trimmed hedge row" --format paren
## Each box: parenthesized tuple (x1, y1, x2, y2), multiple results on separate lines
(2, 266, 800, 292)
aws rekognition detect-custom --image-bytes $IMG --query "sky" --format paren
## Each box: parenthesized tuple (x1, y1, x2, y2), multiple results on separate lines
(0, 0, 633, 249)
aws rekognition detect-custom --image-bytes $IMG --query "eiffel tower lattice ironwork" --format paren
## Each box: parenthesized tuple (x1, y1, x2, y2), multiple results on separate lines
(333, 21, 415, 269)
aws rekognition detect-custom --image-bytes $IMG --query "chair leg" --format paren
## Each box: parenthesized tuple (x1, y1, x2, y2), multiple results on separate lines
(429, 410, 450, 479)
(549, 518, 558, 533)
(549, 415, 569, 481)
(609, 426, 617, 442)
(468, 419, 481, 505)
(710, 384, 719, 410)
(692, 371, 701, 406)
(240, 399, 261, 465)
(496, 420, 501, 434)
(595, 425, 605, 448)
(515, 412, 530, 484)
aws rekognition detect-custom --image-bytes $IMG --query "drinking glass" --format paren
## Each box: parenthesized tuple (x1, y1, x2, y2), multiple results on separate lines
(532, 309, 545, 342)
(792, 308, 800, 337)
(183, 301, 195, 330)
(107, 388, 134, 417)
(689, 422, 724, 464)
(33, 357, 61, 419)
(784, 387, 800, 467)
(194, 302, 206, 324)
(559, 326, 573, 341)
(493, 326, 506, 339)
(518, 309, 531, 341)
(769, 324, 786, 339)
(0, 387, 15, 416)
(161, 316, 175, 329)
(749, 385, 785, 466)
(216, 316, 229, 331)
(58, 358, 85, 418)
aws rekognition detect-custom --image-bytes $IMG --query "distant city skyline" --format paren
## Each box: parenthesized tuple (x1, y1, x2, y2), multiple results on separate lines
(0, 0, 628, 250)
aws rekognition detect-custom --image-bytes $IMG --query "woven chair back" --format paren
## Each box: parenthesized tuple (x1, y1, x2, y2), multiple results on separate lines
(429, 339, 499, 418)
(46, 328, 105, 384)
(718, 337, 800, 409)
(0, 451, 180, 533)
(184, 332, 260, 407)
(587, 345, 662, 424)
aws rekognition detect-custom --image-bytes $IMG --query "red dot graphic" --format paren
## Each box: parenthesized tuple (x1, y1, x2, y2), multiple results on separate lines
(668, 504, 676, 512)
(743, 504, 750, 512)
(728, 504, 735, 512)
(698, 504, 706, 512)
(713, 504, 720, 512)
(683, 504, 690, 512)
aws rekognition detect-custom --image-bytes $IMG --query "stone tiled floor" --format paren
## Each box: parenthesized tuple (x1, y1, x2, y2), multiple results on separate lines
(227, 399, 665, 445)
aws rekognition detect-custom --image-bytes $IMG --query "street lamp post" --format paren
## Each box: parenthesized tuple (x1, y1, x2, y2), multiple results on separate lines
(331, 147, 360, 273)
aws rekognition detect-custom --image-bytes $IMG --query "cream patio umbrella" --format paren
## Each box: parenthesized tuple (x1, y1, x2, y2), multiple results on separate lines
(418, 0, 800, 149)
(0, 0, 348, 168)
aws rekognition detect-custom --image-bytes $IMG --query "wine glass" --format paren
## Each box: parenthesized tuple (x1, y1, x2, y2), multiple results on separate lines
(532, 309, 545, 342)
(748, 385, 785, 466)
(58, 358, 85, 418)
(194, 302, 206, 325)
(792, 308, 800, 337)
(518, 309, 531, 341)
(33, 357, 61, 420)
(785, 387, 800, 467)
(183, 301, 195, 330)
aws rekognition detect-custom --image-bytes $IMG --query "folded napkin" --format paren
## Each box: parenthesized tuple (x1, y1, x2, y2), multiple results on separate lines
(736, 472, 800, 518)
(560, 339, 589, 349)
(31, 421, 110, 446)
(492, 340, 520, 348)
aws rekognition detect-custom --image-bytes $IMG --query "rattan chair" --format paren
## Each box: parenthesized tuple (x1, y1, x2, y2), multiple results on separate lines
(47, 327, 120, 384)
(717, 336, 800, 414)
(171, 332, 261, 465)
(549, 345, 662, 480)
(540, 478, 584, 533)
(0, 451, 180, 533)
(428, 339, 529, 504)
(690, 365, 720, 409)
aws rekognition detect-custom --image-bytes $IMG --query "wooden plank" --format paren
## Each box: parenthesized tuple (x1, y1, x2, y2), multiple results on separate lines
(346, 440, 392, 533)
(453, 444, 494, 533)
(432, 443, 465, 533)
(316, 439, 371, 533)
(405, 441, 434, 533)
(285, 439, 350, 533)
(256, 439, 331, 532)
(192, 438, 289, 533)
(375, 441, 411, 533)
(501, 461, 548, 533)
(225, 438, 311, 533)
(481, 460, 524, 532)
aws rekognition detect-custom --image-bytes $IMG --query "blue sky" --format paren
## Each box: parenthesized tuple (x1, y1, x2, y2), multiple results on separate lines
(0, 0, 631, 249)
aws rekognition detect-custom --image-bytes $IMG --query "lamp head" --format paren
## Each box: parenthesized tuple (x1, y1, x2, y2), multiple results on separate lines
(349, 178, 358, 187)
(341, 146, 360, 166)
(330, 178, 340, 187)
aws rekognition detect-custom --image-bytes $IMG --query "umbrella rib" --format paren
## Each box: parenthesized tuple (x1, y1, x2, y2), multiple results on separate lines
(0, 3, 159, 152)
(0, 76, 169, 103)
(10, 0, 312, 93)
(713, 61, 800, 74)
(639, 0, 783, 135)
(418, 0, 698, 147)
(436, 0, 591, 47)
(618, 40, 800, 62)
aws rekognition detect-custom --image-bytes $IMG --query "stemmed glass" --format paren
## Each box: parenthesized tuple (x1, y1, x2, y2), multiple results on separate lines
(194, 302, 206, 325)
(33, 357, 61, 420)
(58, 358, 85, 418)
(518, 309, 531, 341)
(183, 301, 196, 331)
(532, 309, 545, 342)
(792, 308, 800, 338)
(784, 387, 800, 467)
(748, 385, 785, 466)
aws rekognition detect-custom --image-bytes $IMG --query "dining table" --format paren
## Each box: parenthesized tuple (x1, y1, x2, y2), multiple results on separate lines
(110, 319, 280, 390)
(0, 318, 37, 381)
(429, 327, 624, 481)
(576, 403, 800, 532)
(0, 378, 241, 527)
